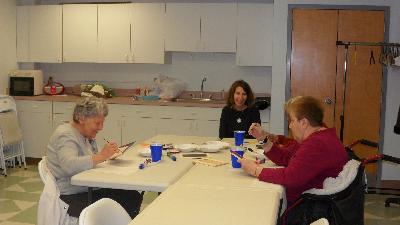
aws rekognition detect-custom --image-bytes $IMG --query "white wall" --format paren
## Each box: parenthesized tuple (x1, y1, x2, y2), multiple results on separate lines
(272, 0, 400, 180)
(0, 0, 17, 94)
(38, 53, 272, 94)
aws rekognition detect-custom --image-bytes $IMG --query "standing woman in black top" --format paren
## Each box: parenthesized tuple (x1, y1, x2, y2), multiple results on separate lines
(219, 80, 261, 139)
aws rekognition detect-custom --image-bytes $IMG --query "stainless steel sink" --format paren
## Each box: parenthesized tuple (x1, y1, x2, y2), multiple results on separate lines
(174, 98, 224, 103)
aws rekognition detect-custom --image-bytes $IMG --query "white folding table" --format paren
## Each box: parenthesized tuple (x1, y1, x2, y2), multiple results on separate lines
(71, 135, 284, 225)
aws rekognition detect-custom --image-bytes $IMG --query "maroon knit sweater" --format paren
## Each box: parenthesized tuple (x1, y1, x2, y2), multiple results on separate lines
(258, 128, 348, 202)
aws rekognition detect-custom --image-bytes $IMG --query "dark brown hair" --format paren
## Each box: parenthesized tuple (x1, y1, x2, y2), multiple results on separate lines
(226, 80, 255, 107)
(285, 96, 324, 127)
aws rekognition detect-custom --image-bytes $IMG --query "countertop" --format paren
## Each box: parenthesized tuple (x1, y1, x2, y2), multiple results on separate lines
(13, 95, 226, 108)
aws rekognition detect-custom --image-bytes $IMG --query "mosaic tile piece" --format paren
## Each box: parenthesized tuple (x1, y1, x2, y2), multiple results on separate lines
(0, 200, 20, 214)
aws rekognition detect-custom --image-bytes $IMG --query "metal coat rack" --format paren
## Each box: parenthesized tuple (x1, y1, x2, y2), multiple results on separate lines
(336, 41, 400, 141)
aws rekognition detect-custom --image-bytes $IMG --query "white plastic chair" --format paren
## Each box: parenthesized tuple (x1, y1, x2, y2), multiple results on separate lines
(0, 110, 26, 176)
(38, 157, 78, 225)
(310, 218, 329, 225)
(79, 198, 131, 225)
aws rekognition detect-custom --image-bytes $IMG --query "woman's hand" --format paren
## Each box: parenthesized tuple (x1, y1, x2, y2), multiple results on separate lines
(238, 158, 263, 177)
(93, 142, 119, 165)
(100, 142, 119, 159)
(248, 123, 267, 141)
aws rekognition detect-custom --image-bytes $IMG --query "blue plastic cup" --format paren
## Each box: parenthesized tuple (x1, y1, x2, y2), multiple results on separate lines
(150, 143, 163, 163)
(234, 130, 246, 146)
(230, 148, 244, 168)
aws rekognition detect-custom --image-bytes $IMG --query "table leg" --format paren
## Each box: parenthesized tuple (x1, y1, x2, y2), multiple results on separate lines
(88, 187, 93, 204)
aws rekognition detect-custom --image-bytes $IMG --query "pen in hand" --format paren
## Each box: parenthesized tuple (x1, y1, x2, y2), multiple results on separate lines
(103, 138, 110, 144)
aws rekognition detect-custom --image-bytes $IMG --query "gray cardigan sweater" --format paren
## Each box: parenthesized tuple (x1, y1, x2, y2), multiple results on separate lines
(46, 123, 97, 195)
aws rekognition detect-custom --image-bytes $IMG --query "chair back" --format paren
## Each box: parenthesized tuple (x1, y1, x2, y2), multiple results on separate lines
(281, 161, 365, 225)
(38, 156, 50, 184)
(0, 111, 23, 146)
(310, 218, 329, 225)
(79, 198, 131, 225)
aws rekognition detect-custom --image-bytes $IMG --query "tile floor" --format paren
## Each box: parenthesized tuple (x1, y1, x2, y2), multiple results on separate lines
(1, 166, 399, 225)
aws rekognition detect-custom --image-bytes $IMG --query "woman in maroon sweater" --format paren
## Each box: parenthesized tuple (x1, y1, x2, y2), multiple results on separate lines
(239, 96, 348, 204)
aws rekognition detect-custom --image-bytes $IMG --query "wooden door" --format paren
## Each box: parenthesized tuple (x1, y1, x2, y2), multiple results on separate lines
(291, 9, 385, 174)
(290, 9, 338, 127)
(336, 10, 385, 173)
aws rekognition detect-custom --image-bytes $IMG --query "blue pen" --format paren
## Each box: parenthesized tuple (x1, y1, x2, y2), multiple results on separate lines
(167, 152, 177, 161)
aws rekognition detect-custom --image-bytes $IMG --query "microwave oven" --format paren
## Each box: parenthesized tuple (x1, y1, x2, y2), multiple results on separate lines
(9, 70, 44, 96)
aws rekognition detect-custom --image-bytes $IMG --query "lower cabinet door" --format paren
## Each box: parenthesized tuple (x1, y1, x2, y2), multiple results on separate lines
(155, 118, 194, 136)
(192, 120, 219, 138)
(96, 113, 122, 147)
(122, 116, 157, 144)
(18, 111, 53, 158)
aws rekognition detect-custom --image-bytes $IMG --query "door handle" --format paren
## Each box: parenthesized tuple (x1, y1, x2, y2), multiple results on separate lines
(323, 98, 334, 105)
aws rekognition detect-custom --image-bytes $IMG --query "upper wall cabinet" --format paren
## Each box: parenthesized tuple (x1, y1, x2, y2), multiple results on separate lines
(200, 3, 236, 53)
(17, 5, 62, 63)
(131, 3, 166, 64)
(17, 6, 30, 62)
(97, 4, 131, 63)
(63, 3, 167, 64)
(165, 3, 236, 52)
(237, 3, 273, 66)
(165, 3, 201, 52)
(63, 4, 98, 62)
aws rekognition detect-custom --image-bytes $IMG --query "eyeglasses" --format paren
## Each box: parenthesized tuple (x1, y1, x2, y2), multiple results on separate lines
(287, 116, 303, 125)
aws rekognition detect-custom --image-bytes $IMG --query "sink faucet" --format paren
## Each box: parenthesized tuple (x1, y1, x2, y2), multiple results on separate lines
(200, 77, 207, 99)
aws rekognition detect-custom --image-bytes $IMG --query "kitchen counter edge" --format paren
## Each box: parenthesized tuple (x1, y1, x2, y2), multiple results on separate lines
(13, 95, 226, 108)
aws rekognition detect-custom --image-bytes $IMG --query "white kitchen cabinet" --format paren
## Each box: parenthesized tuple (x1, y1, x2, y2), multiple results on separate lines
(52, 101, 75, 130)
(237, 3, 273, 66)
(29, 5, 62, 63)
(199, 3, 236, 53)
(16, 6, 30, 62)
(15, 100, 224, 158)
(131, 3, 167, 63)
(97, 4, 131, 63)
(17, 5, 62, 63)
(63, 4, 98, 62)
(121, 105, 158, 144)
(100, 104, 158, 145)
(165, 3, 236, 53)
(16, 100, 53, 158)
(260, 108, 270, 131)
(154, 106, 220, 137)
(123, 116, 157, 145)
(165, 3, 201, 52)
(194, 120, 219, 137)
(96, 104, 123, 147)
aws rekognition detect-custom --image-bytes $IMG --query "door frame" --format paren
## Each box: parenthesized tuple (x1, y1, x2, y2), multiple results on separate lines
(286, 4, 390, 182)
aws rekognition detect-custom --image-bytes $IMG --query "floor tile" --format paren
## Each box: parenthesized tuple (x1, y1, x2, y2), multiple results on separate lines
(0, 191, 40, 202)
(0, 177, 26, 189)
(0, 200, 20, 214)
(17, 181, 43, 193)
(0, 221, 35, 225)
(7, 205, 37, 224)
(4, 184, 25, 192)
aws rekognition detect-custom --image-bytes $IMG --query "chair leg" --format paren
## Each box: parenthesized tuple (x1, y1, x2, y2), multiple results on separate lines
(385, 197, 400, 207)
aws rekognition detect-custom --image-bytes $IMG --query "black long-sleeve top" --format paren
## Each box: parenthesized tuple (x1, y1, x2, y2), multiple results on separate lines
(219, 106, 261, 139)
(395, 105, 400, 134)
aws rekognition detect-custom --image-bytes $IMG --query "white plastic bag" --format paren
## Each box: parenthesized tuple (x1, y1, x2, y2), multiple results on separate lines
(154, 75, 187, 99)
